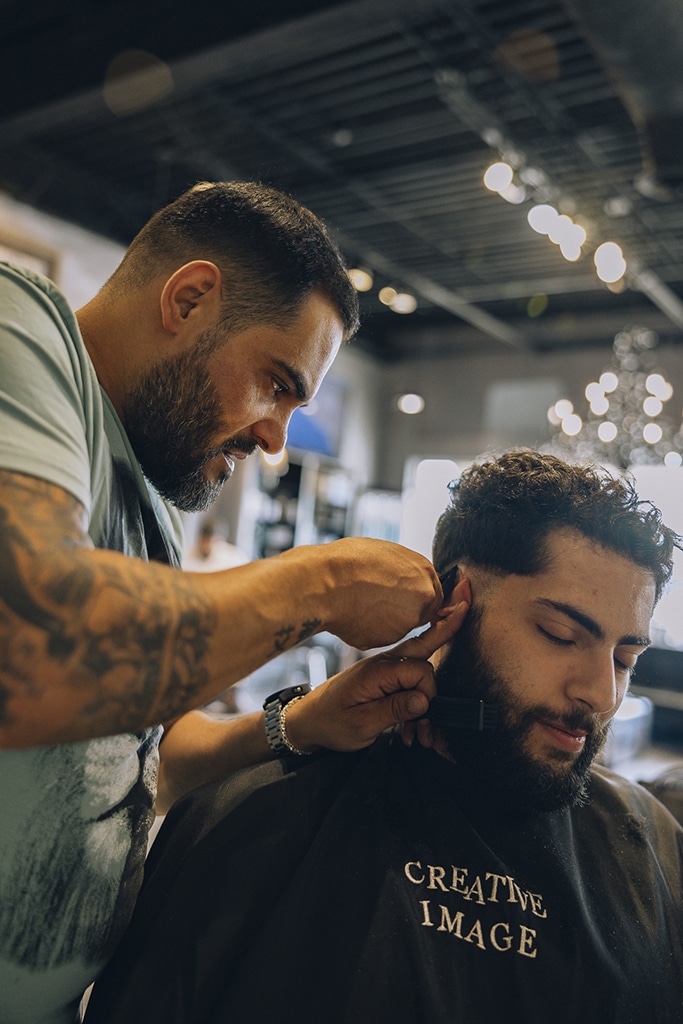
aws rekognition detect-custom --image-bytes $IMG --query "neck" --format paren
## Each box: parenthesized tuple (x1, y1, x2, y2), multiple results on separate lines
(76, 291, 153, 422)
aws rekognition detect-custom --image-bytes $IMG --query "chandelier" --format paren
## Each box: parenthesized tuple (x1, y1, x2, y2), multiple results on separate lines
(546, 326, 683, 469)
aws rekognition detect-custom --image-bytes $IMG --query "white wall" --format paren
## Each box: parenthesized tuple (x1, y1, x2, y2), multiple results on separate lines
(375, 344, 683, 490)
(0, 191, 124, 307)
(328, 343, 382, 489)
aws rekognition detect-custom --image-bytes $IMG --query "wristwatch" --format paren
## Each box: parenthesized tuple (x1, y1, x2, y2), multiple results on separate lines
(263, 683, 312, 757)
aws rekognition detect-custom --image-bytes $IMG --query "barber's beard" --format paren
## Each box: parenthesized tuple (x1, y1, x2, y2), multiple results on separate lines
(434, 610, 610, 814)
(122, 339, 256, 513)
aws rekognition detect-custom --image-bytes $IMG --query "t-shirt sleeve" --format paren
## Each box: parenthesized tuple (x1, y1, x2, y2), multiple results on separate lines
(0, 264, 96, 513)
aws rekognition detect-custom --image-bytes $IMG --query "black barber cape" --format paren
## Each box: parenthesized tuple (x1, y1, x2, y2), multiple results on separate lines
(85, 734, 683, 1024)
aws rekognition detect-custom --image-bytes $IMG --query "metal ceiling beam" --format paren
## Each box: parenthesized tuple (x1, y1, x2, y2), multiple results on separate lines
(332, 231, 526, 348)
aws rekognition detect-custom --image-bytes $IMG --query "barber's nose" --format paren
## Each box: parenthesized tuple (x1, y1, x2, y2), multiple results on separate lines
(567, 654, 618, 716)
(251, 415, 288, 455)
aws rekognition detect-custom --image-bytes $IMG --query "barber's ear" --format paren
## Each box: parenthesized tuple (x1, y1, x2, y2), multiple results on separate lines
(160, 261, 222, 334)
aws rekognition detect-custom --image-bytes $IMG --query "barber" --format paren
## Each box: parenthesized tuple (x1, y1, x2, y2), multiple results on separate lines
(0, 181, 444, 1024)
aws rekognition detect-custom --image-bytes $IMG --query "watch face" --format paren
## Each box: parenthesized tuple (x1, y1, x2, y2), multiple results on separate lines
(264, 684, 311, 707)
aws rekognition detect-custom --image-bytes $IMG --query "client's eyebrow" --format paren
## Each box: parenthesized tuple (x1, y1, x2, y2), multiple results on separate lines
(534, 598, 651, 648)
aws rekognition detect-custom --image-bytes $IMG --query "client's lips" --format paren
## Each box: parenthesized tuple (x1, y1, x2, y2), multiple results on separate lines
(537, 719, 588, 753)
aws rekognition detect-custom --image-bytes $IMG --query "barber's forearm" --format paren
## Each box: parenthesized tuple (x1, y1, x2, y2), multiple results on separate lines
(0, 542, 331, 748)
(0, 471, 442, 749)
(0, 469, 330, 747)
(156, 709, 273, 813)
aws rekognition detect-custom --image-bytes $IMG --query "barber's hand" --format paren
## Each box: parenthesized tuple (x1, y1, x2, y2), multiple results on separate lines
(285, 581, 470, 753)
(318, 537, 444, 650)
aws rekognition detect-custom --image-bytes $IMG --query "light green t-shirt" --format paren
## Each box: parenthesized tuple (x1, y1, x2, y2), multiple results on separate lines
(0, 263, 183, 1023)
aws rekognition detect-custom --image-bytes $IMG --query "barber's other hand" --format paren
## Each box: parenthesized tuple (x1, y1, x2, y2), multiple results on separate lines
(285, 581, 470, 753)
(317, 537, 444, 650)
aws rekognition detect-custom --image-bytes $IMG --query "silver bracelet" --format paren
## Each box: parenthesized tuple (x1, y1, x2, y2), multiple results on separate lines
(279, 694, 313, 756)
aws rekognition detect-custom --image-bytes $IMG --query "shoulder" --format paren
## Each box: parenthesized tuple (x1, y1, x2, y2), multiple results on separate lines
(588, 762, 683, 837)
(0, 261, 77, 333)
(0, 260, 91, 389)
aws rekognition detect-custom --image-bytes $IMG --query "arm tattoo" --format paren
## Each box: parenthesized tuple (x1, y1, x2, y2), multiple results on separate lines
(267, 617, 323, 658)
(270, 625, 295, 657)
(297, 618, 322, 643)
(0, 471, 216, 736)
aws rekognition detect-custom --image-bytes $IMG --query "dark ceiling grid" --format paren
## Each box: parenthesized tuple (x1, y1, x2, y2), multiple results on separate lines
(178, 21, 530, 354)
(0, 0, 682, 358)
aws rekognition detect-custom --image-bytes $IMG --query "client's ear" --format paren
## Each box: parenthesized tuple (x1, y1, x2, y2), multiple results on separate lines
(442, 574, 471, 610)
(430, 577, 471, 668)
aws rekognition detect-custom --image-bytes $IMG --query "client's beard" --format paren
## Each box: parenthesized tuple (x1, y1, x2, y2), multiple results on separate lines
(433, 609, 609, 814)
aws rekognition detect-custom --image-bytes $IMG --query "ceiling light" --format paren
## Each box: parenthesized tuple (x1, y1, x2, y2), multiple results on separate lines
(519, 166, 547, 188)
(561, 413, 582, 436)
(498, 182, 526, 204)
(604, 196, 632, 218)
(378, 286, 397, 305)
(348, 267, 373, 292)
(590, 396, 609, 416)
(397, 393, 425, 415)
(594, 242, 626, 283)
(598, 421, 618, 442)
(559, 239, 581, 262)
(643, 396, 663, 417)
(483, 162, 513, 192)
(645, 373, 672, 400)
(548, 214, 575, 245)
(599, 371, 619, 393)
(527, 204, 558, 234)
(390, 292, 417, 314)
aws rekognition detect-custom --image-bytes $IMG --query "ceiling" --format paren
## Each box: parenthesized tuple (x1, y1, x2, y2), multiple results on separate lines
(2, 0, 683, 362)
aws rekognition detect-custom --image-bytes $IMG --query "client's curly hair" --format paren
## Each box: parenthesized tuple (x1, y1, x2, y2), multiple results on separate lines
(432, 449, 680, 601)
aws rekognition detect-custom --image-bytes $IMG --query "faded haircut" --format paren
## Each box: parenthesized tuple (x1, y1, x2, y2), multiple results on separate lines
(106, 181, 359, 340)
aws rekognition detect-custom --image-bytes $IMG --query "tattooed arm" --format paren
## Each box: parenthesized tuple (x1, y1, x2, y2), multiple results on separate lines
(0, 470, 443, 749)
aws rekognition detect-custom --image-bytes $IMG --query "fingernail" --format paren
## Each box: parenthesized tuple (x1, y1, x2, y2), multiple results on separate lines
(406, 694, 426, 715)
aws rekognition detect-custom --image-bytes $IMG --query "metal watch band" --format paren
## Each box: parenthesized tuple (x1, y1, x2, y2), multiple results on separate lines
(263, 684, 312, 757)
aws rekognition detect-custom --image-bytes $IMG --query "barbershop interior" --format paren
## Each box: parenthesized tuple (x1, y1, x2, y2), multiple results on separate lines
(3, 0, 683, 791)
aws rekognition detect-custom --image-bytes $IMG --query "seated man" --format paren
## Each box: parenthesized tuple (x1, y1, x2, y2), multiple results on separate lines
(84, 451, 683, 1024)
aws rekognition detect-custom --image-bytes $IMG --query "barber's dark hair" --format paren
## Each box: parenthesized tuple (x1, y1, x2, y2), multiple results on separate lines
(432, 449, 680, 602)
(107, 181, 359, 339)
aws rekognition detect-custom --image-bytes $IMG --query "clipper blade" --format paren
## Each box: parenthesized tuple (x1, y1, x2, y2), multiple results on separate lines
(428, 696, 499, 732)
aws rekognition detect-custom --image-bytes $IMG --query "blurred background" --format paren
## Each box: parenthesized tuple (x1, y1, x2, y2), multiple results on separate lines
(3, 0, 683, 769)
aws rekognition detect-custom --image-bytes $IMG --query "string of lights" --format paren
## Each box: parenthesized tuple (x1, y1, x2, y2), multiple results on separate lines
(545, 326, 683, 468)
